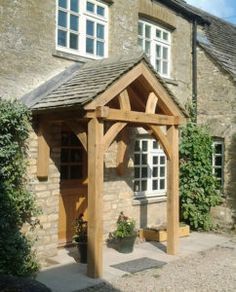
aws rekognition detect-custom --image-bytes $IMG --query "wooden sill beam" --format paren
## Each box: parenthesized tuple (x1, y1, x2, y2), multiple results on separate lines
(92, 107, 180, 125)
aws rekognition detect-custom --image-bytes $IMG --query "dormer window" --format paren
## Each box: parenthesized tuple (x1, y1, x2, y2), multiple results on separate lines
(138, 20, 171, 78)
(56, 0, 108, 59)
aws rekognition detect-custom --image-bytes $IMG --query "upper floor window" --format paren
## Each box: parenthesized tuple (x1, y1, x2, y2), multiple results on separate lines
(138, 20, 171, 78)
(57, 0, 108, 58)
(212, 139, 224, 187)
(134, 137, 167, 198)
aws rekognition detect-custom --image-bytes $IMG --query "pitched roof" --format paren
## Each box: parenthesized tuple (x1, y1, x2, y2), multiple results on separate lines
(22, 52, 187, 116)
(157, 0, 236, 79)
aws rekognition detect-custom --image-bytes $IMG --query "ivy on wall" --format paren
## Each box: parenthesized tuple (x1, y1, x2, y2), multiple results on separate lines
(0, 99, 39, 277)
(179, 117, 222, 231)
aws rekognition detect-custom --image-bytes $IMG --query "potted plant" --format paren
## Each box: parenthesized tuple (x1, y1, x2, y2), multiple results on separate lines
(108, 212, 137, 253)
(73, 214, 88, 263)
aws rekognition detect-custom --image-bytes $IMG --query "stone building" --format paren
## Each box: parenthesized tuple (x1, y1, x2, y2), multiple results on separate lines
(0, 0, 235, 277)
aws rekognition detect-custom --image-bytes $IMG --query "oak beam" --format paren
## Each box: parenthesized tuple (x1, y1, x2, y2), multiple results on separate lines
(148, 125, 172, 160)
(37, 122, 50, 179)
(96, 107, 180, 126)
(87, 118, 104, 278)
(118, 89, 131, 111)
(102, 122, 127, 152)
(166, 125, 179, 255)
(65, 120, 88, 151)
(145, 92, 158, 114)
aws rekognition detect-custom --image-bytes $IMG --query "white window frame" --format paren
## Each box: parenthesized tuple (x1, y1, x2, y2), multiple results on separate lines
(212, 139, 224, 187)
(138, 19, 171, 78)
(56, 0, 108, 59)
(134, 137, 167, 198)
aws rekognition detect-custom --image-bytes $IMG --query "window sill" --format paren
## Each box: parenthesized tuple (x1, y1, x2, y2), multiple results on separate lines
(163, 77, 178, 86)
(132, 196, 167, 206)
(53, 49, 100, 64)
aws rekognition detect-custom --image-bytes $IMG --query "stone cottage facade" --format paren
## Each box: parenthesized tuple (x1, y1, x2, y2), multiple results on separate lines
(0, 0, 235, 274)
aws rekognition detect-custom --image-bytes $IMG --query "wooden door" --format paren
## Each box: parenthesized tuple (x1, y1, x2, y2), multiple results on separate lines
(58, 130, 88, 246)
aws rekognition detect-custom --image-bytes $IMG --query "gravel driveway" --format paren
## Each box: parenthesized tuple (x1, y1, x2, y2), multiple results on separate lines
(81, 236, 236, 292)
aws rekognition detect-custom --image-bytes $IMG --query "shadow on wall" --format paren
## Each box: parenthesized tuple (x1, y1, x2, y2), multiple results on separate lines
(226, 133, 236, 225)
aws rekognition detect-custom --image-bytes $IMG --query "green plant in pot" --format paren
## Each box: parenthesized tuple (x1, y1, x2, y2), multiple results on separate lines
(108, 212, 137, 253)
(73, 214, 87, 263)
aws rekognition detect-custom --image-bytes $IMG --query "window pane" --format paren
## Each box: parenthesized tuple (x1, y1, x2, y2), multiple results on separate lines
(145, 41, 150, 56)
(152, 167, 158, 177)
(58, 30, 67, 47)
(134, 154, 140, 165)
(134, 167, 140, 179)
(61, 132, 70, 145)
(134, 181, 140, 192)
(141, 167, 148, 178)
(160, 156, 165, 164)
(61, 149, 69, 163)
(215, 143, 223, 154)
(86, 1, 94, 12)
(141, 180, 147, 191)
(70, 33, 78, 49)
(86, 38, 94, 53)
(141, 154, 147, 164)
(163, 31, 169, 41)
(97, 6, 105, 16)
(70, 165, 83, 179)
(142, 141, 148, 151)
(156, 60, 160, 72)
(138, 38, 143, 49)
(156, 29, 161, 38)
(215, 156, 222, 166)
(96, 41, 104, 56)
(61, 165, 69, 180)
(59, 0, 67, 9)
(58, 11, 67, 28)
(160, 166, 165, 177)
(70, 15, 78, 31)
(215, 168, 222, 178)
(145, 25, 151, 38)
(153, 156, 158, 165)
(163, 47, 168, 59)
(152, 180, 158, 190)
(162, 61, 168, 75)
(97, 24, 104, 39)
(71, 149, 82, 162)
(138, 22, 143, 36)
(135, 140, 140, 151)
(71, 0, 79, 12)
(156, 45, 161, 58)
(70, 133, 79, 146)
(86, 20, 94, 36)
(160, 179, 165, 190)
(153, 141, 158, 149)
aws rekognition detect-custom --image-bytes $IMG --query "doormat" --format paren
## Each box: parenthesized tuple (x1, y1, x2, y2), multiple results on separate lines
(110, 257, 166, 273)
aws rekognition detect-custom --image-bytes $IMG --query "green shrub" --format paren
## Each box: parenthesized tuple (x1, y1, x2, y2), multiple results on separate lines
(0, 99, 39, 277)
(179, 121, 222, 230)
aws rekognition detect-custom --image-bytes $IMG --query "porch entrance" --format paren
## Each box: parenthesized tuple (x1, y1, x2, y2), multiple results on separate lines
(58, 129, 88, 245)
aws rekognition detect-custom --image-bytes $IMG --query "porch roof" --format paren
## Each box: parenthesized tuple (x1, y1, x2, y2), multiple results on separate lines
(21, 52, 187, 116)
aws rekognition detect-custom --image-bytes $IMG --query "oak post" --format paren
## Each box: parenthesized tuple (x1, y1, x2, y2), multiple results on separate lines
(87, 118, 104, 278)
(166, 125, 179, 255)
(37, 121, 50, 179)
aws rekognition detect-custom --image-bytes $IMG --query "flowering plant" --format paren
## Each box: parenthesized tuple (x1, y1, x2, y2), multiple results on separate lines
(73, 214, 87, 243)
(112, 212, 136, 239)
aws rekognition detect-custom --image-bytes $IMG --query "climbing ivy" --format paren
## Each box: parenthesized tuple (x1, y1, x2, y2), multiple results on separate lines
(0, 99, 40, 277)
(179, 119, 222, 231)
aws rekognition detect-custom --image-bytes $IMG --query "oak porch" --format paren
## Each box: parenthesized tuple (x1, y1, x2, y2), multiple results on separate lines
(36, 59, 186, 278)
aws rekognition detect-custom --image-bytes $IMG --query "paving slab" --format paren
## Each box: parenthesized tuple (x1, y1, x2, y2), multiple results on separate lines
(36, 232, 231, 292)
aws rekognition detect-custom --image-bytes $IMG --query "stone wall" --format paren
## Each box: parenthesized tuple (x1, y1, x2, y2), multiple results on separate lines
(197, 46, 236, 228)
(27, 122, 61, 261)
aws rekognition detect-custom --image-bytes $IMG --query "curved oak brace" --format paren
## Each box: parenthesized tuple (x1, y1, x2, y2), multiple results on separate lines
(65, 120, 88, 152)
(102, 122, 127, 153)
(147, 125, 172, 160)
(146, 92, 158, 114)
(118, 89, 131, 111)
